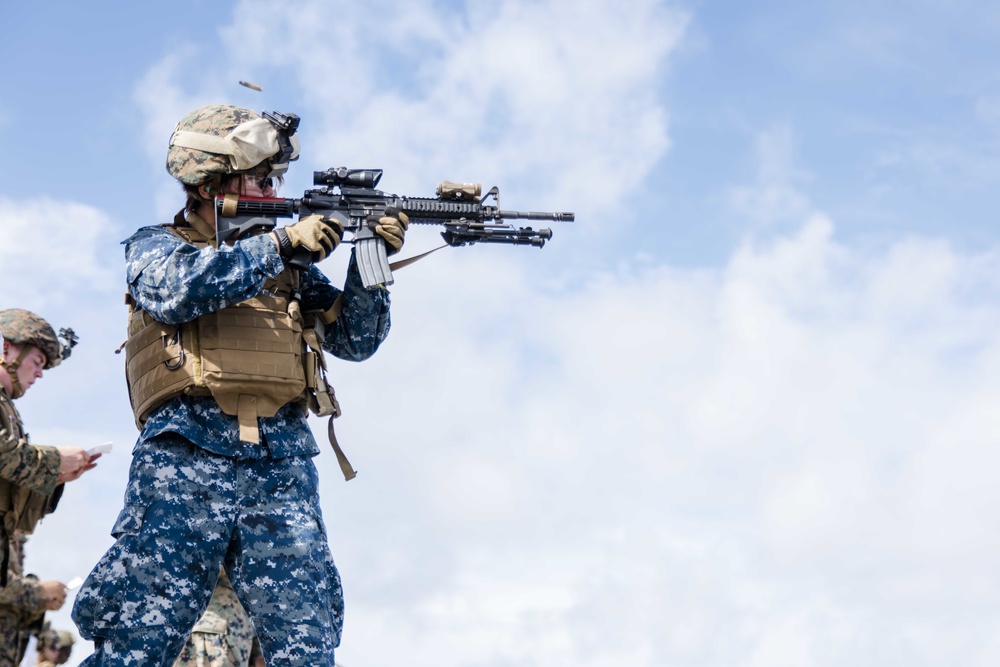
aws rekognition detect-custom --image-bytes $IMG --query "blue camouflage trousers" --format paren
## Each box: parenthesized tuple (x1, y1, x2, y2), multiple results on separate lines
(71, 433, 344, 666)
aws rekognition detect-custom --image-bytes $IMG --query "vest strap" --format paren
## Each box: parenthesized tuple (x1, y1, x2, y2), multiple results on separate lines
(237, 394, 260, 444)
(320, 294, 344, 325)
(328, 416, 356, 481)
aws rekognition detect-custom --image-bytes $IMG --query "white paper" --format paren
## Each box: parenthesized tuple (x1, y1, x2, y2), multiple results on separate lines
(87, 442, 112, 457)
(66, 576, 84, 590)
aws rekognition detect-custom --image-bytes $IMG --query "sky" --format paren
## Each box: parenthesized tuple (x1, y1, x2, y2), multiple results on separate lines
(2, 0, 1000, 665)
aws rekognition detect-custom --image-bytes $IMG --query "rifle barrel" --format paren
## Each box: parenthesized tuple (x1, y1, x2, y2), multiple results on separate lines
(499, 210, 574, 222)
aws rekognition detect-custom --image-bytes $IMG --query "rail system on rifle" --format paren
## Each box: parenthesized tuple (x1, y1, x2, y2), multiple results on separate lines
(215, 166, 574, 288)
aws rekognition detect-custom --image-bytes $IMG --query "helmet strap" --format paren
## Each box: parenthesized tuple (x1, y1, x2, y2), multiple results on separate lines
(0, 346, 31, 399)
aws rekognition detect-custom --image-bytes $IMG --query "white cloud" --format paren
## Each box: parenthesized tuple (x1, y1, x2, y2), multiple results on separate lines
(295, 208, 1000, 666)
(137, 0, 686, 224)
(27, 2, 1000, 665)
(24, 185, 1000, 666)
(131, 52, 229, 220)
(0, 197, 118, 309)
(729, 125, 812, 225)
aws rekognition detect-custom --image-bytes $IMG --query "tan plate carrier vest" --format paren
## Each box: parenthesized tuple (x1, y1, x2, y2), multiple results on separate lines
(123, 222, 357, 480)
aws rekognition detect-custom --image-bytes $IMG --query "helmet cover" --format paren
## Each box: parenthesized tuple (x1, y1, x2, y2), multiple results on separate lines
(38, 628, 75, 650)
(166, 104, 299, 185)
(0, 309, 76, 369)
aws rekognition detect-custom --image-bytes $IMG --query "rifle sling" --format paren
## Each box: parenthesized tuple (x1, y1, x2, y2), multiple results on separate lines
(314, 245, 447, 481)
(319, 244, 447, 326)
(328, 416, 356, 481)
(388, 243, 448, 272)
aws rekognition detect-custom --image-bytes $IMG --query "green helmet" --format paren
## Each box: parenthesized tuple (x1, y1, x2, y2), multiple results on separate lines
(0, 309, 77, 370)
(166, 104, 300, 186)
(38, 628, 74, 650)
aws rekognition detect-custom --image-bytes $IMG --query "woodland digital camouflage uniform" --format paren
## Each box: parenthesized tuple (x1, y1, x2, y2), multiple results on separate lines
(0, 366, 63, 667)
(72, 222, 390, 667)
(0, 308, 70, 499)
(173, 570, 256, 667)
(0, 424, 59, 499)
(0, 535, 46, 667)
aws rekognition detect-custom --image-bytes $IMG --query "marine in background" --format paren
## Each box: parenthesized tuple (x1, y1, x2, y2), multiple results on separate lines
(34, 626, 73, 666)
(172, 570, 255, 667)
(0, 310, 96, 667)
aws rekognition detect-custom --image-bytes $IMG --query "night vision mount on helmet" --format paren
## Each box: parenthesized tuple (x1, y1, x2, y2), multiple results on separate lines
(0, 309, 76, 370)
(166, 104, 300, 186)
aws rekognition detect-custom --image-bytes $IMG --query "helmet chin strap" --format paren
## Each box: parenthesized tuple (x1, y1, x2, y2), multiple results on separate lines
(0, 346, 30, 399)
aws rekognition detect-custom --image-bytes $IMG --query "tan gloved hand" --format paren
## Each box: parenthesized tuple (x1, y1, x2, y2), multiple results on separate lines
(368, 207, 409, 255)
(282, 215, 344, 262)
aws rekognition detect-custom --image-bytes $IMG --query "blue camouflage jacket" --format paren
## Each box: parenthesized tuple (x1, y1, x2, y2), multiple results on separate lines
(123, 224, 390, 459)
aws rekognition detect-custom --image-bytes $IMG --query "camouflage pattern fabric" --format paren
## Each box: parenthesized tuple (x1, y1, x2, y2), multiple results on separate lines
(167, 105, 270, 186)
(120, 224, 389, 459)
(0, 309, 73, 370)
(123, 223, 389, 354)
(72, 221, 391, 666)
(37, 624, 74, 653)
(72, 434, 343, 666)
(0, 399, 61, 667)
(173, 570, 255, 667)
(0, 535, 45, 667)
(0, 391, 61, 496)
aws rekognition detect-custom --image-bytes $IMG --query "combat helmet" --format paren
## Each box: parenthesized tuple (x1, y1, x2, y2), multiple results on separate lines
(37, 627, 74, 664)
(38, 628, 74, 651)
(166, 104, 300, 186)
(0, 309, 77, 398)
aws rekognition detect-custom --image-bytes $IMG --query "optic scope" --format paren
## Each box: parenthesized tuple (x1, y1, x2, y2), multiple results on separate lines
(314, 168, 383, 189)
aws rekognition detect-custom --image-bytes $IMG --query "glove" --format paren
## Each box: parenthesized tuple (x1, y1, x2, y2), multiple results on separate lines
(280, 215, 343, 262)
(368, 207, 409, 255)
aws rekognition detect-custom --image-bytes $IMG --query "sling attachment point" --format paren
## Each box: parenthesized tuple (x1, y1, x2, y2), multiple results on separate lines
(221, 193, 240, 219)
(163, 330, 185, 370)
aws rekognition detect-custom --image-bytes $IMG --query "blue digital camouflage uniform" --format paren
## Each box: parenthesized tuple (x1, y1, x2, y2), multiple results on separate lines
(72, 224, 390, 667)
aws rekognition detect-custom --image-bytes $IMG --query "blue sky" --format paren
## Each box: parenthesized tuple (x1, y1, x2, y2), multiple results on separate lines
(3, 1, 1000, 666)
